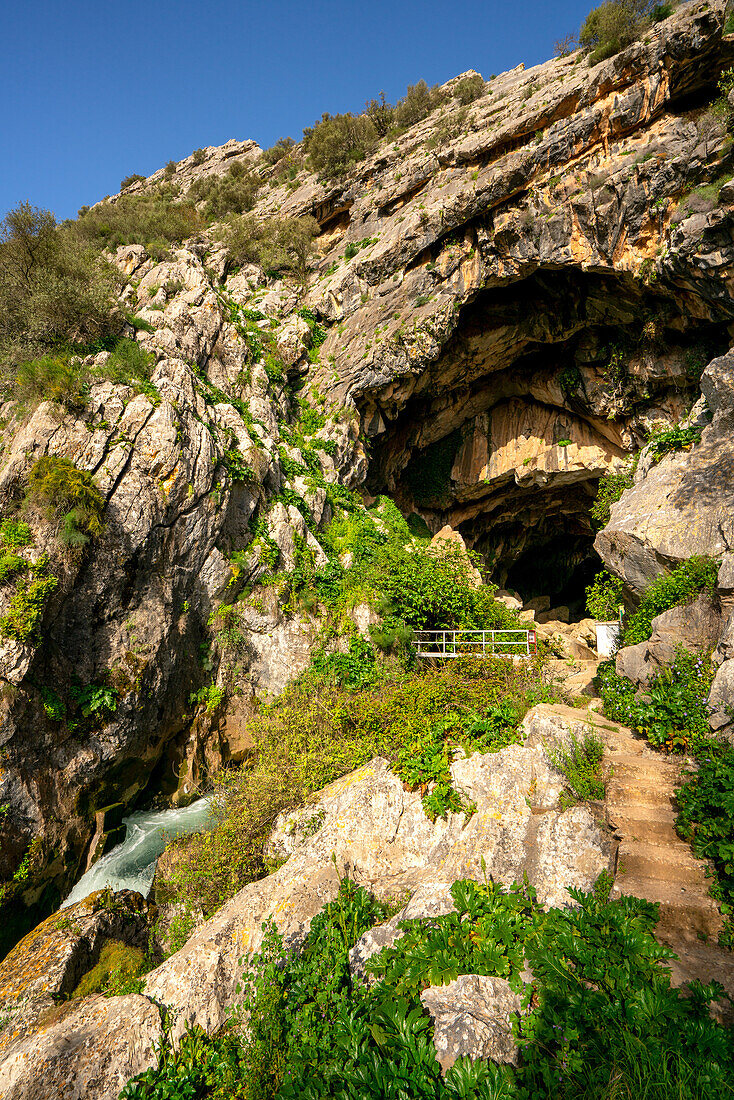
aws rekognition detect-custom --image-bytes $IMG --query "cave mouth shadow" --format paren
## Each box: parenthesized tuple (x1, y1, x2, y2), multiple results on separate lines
(503, 536, 602, 620)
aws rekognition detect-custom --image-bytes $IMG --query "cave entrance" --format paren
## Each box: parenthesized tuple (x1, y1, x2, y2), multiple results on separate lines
(503, 537, 602, 620)
(358, 264, 731, 617)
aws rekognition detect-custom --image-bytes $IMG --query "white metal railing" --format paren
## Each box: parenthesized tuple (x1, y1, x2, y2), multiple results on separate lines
(413, 629, 537, 659)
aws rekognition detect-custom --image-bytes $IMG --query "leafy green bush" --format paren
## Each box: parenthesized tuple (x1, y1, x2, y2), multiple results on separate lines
(26, 455, 105, 539)
(98, 337, 160, 404)
(302, 112, 378, 178)
(75, 189, 202, 254)
(0, 519, 32, 548)
(579, 0, 651, 64)
(623, 556, 719, 646)
(677, 743, 734, 934)
(598, 648, 715, 754)
(14, 355, 89, 410)
(0, 202, 119, 369)
(188, 163, 260, 221)
(224, 213, 318, 283)
(0, 553, 27, 585)
(454, 74, 485, 105)
(123, 875, 734, 1100)
(646, 424, 701, 464)
(0, 561, 58, 641)
(120, 174, 146, 190)
(394, 80, 444, 128)
(590, 458, 636, 530)
(262, 136, 297, 166)
(158, 657, 557, 913)
(585, 570, 624, 620)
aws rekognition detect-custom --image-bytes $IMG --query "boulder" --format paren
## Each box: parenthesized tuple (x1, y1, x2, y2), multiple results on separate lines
(421, 974, 525, 1070)
(537, 605, 570, 624)
(616, 594, 722, 689)
(708, 658, 734, 735)
(0, 891, 152, 1054)
(596, 350, 734, 595)
(0, 994, 161, 1100)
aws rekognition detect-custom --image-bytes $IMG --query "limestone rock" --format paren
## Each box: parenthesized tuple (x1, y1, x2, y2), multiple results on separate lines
(421, 974, 524, 1070)
(0, 993, 160, 1100)
(615, 594, 722, 688)
(596, 350, 734, 594)
(0, 891, 151, 1056)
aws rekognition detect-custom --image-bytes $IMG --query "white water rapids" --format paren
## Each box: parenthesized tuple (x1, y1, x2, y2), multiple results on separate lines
(61, 795, 214, 908)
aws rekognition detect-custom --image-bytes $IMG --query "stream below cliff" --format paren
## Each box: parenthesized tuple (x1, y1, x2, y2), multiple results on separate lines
(61, 796, 214, 908)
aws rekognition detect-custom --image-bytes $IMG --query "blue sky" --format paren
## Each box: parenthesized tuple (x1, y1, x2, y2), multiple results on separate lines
(3, 0, 593, 221)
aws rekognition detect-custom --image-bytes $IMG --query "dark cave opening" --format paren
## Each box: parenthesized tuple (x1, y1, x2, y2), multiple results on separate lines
(360, 265, 732, 615)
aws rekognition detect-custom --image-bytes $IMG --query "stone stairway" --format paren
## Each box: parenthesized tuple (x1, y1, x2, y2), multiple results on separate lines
(599, 719, 734, 1012)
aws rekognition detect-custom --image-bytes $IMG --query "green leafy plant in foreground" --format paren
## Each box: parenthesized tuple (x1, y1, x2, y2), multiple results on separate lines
(585, 569, 624, 620)
(122, 875, 734, 1100)
(677, 742, 734, 941)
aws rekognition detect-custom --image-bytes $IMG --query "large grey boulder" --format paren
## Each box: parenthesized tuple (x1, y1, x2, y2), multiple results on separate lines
(615, 594, 722, 689)
(0, 994, 161, 1100)
(421, 975, 525, 1070)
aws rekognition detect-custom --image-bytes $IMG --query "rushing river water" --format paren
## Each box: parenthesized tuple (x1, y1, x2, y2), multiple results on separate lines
(61, 796, 214, 908)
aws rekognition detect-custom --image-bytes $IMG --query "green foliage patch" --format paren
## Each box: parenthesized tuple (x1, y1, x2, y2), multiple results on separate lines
(677, 743, 734, 937)
(122, 875, 734, 1100)
(585, 570, 624, 620)
(0, 559, 58, 642)
(158, 657, 557, 914)
(71, 940, 146, 999)
(25, 454, 105, 541)
(622, 556, 719, 646)
(548, 728, 605, 801)
(646, 425, 701, 464)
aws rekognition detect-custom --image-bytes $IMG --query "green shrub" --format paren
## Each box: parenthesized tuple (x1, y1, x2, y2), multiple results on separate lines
(394, 80, 444, 129)
(0, 519, 32, 549)
(646, 424, 701, 464)
(225, 213, 318, 283)
(548, 728, 605, 801)
(26, 455, 105, 539)
(262, 136, 297, 165)
(598, 648, 715, 753)
(0, 565, 58, 641)
(120, 174, 146, 190)
(191, 148, 207, 166)
(585, 570, 624, 620)
(677, 743, 734, 933)
(75, 189, 202, 253)
(71, 940, 146, 998)
(623, 556, 719, 646)
(98, 338, 159, 404)
(14, 354, 90, 410)
(302, 112, 377, 178)
(0, 202, 119, 369)
(364, 91, 394, 135)
(454, 74, 485, 105)
(590, 458, 636, 530)
(579, 0, 651, 63)
(0, 553, 27, 585)
(188, 163, 260, 221)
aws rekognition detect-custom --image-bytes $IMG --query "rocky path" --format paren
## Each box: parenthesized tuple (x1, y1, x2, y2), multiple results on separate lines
(599, 718, 734, 1011)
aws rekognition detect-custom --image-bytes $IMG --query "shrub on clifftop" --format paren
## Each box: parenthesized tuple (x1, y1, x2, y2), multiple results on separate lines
(579, 0, 652, 63)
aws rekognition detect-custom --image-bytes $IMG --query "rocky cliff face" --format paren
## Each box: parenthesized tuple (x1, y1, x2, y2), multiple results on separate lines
(1, 0, 733, 947)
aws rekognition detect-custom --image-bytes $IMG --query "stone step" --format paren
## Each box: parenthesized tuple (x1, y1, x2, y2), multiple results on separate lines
(606, 802, 679, 844)
(617, 841, 709, 886)
(606, 778, 676, 810)
(610, 877, 723, 942)
(607, 754, 685, 781)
